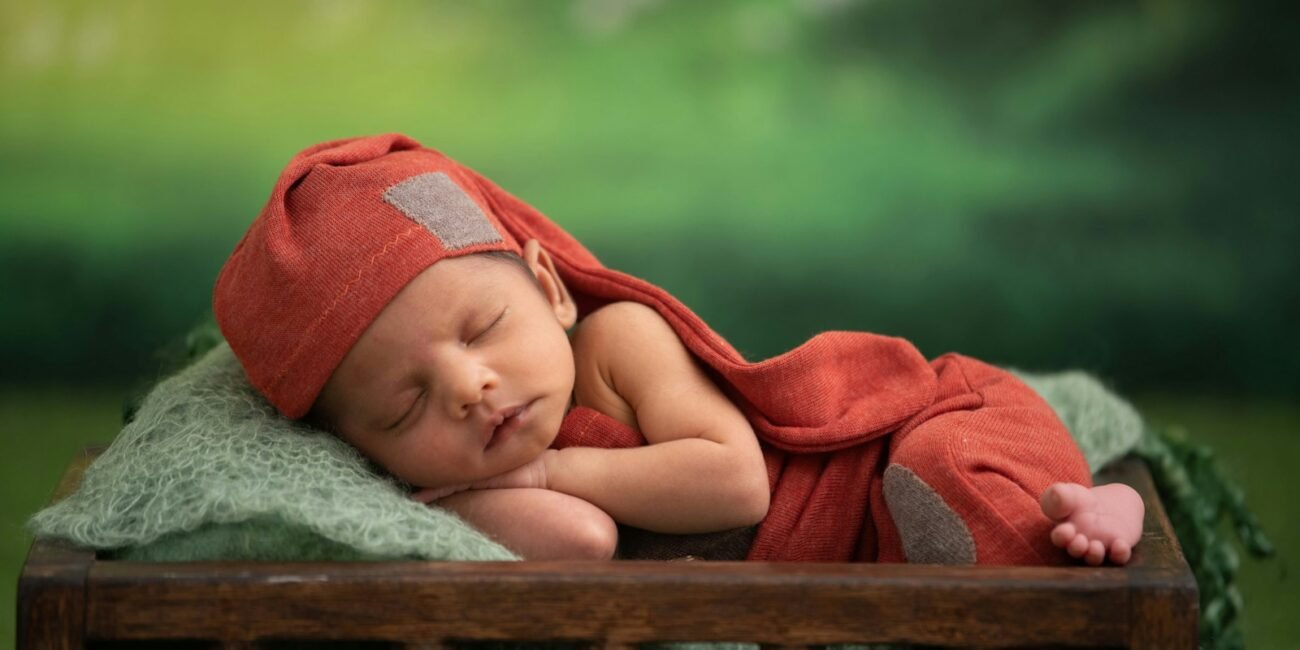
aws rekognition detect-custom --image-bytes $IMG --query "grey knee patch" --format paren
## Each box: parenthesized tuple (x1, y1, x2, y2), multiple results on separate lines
(883, 464, 977, 564)
(383, 172, 503, 250)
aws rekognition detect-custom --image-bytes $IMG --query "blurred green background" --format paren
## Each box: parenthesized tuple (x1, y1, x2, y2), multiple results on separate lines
(1, 0, 1295, 647)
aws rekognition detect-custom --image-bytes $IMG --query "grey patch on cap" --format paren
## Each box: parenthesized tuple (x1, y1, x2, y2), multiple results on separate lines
(883, 463, 977, 564)
(383, 172, 503, 250)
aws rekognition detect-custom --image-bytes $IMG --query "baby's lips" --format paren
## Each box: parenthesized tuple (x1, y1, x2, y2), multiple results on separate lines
(480, 402, 528, 438)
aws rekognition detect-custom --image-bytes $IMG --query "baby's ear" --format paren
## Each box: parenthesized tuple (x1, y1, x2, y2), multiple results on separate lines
(522, 239, 577, 328)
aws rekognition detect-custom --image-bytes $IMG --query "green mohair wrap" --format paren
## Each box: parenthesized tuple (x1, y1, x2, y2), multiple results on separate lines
(1011, 368, 1145, 473)
(28, 343, 516, 562)
(28, 344, 1142, 562)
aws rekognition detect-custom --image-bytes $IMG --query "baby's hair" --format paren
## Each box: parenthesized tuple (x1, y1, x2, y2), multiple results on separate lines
(475, 250, 529, 272)
(474, 250, 540, 288)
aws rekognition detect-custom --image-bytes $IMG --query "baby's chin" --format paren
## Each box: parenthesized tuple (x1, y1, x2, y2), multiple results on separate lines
(523, 394, 568, 446)
(505, 423, 559, 466)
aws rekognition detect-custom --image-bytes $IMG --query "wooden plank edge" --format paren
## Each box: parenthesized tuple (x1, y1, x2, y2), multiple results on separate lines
(85, 559, 1132, 647)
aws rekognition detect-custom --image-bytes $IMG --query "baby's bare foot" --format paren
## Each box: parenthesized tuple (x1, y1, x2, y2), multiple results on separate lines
(1040, 482, 1144, 566)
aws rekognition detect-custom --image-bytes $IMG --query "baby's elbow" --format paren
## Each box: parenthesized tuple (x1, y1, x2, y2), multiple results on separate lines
(715, 441, 770, 527)
(736, 477, 771, 526)
(724, 462, 770, 527)
(567, 508, 619, 560)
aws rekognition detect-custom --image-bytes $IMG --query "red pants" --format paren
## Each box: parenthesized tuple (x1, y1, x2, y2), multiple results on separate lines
(749, 354, 1091, 564)
(557, 353, 1092, 565)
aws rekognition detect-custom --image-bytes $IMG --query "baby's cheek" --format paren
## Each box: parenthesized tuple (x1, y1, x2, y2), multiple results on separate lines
(384, 448, 438, 486)
(345, 435, 425, 486)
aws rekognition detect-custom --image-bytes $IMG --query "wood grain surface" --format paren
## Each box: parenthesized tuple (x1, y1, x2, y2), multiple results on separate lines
(18, 448, 1197, 649)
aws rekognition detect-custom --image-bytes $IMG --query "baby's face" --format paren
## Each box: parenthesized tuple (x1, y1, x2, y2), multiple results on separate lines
(313, 250, 577, 489)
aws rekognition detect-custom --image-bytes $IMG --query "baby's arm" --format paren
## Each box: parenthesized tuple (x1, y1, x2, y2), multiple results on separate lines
(545, 302, 770, 534)
(433, 488, 617, 560)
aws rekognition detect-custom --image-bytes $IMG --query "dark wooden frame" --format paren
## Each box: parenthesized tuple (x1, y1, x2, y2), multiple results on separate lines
(19, 446, 1198, 649)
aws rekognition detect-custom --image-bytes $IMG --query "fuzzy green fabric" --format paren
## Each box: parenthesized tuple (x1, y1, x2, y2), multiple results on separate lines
(28, 344, 1142, 562)
(1011, 368, 1144, 473)
(29, 343, 516, 562)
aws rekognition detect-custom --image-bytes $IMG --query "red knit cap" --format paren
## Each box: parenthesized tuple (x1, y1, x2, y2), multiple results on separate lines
(214, 134, 522, 418)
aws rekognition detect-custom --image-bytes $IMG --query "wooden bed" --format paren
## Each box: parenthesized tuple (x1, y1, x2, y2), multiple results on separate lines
(18, 446, 1198, 649)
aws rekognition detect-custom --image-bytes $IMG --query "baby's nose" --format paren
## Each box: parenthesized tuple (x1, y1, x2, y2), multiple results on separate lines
(444, 362, 500, 418)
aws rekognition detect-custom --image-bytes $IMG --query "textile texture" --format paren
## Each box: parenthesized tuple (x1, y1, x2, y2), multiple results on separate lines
(28, 341, 1141, 562)
(28, 343, 516, 562)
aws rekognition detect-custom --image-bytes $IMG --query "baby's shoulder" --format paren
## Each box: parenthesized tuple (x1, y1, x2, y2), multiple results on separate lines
(574, 301, 666, 340)
(571, 301, 679, 363)
(570, 302, 682, 426)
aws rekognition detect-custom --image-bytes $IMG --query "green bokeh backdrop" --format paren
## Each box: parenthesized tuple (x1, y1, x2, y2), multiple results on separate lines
(1, 0, 1294, 647)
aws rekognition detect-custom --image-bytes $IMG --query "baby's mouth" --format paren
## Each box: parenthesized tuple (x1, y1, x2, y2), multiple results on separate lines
(485, 401, 532, 449)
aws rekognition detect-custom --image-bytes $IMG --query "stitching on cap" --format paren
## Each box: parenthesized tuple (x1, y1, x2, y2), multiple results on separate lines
(269, 223, 424, 392)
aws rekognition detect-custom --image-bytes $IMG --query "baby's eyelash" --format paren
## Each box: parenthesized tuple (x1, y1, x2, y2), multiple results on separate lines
(386, 391, 424, 431)
(472, 308, 507, 342)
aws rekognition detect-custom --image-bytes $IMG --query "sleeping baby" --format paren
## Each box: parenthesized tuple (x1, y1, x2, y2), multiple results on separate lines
(214, 134, 1143, 565)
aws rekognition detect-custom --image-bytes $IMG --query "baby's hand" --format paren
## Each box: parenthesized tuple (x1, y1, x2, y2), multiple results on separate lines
(410, 450, 554, 503)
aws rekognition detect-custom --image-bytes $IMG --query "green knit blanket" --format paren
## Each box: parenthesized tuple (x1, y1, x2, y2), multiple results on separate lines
(30, 343, 515, 561)
(28, 343, 1143, 562)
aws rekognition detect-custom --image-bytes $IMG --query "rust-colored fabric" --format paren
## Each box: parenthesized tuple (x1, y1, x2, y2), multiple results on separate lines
(872, 354, 1092, 565)
(219, 133, 1091, 564)
(556, 358, 1092, 564)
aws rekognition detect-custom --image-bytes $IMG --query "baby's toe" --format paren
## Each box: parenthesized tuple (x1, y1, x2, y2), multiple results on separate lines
(1109, 540, 1133, 565)
(1085, 539, 1106, 566)
(1041, 483, 1094, 521)
(1040, 483, 1077, 520)
(1067, 533, 1090, 558)
(1050, 522, 1077, 548)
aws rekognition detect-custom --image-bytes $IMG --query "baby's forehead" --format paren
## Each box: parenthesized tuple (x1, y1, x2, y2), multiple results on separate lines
(326, 253, 538, 394)
(377, 253, 533, 321)
(449, 251, 540, 293)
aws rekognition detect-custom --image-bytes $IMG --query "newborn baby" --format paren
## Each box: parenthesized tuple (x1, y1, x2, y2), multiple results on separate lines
(215, 134, 1143, 564)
